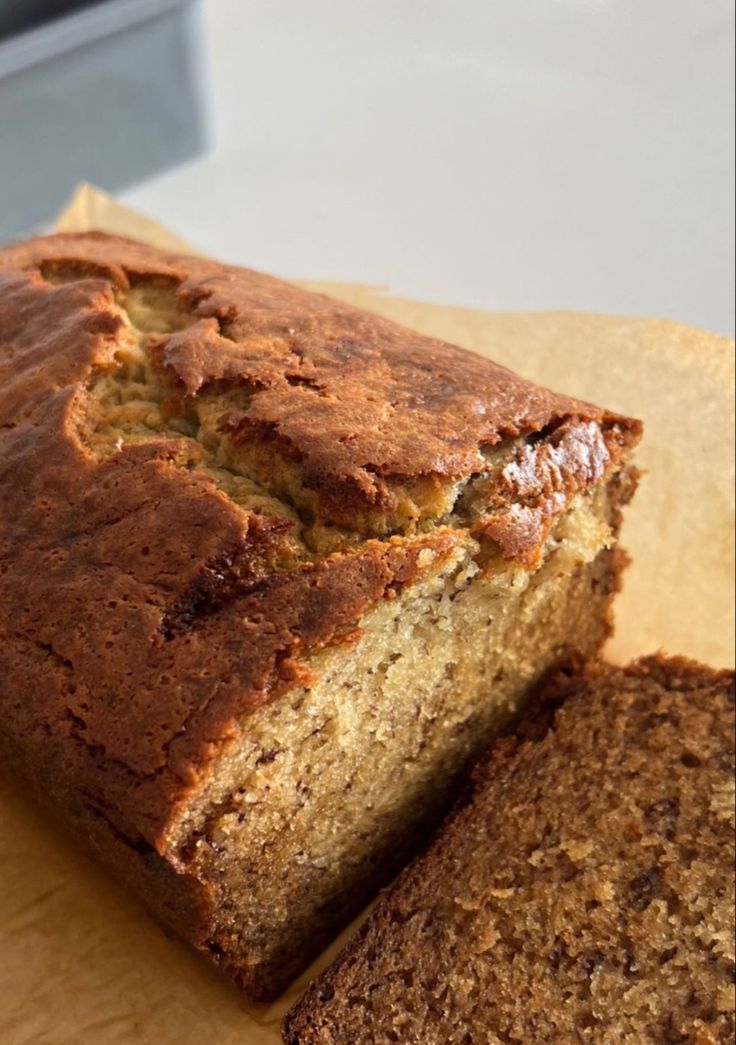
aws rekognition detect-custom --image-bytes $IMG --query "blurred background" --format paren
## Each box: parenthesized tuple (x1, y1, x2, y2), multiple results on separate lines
(1, 0, 734, 334)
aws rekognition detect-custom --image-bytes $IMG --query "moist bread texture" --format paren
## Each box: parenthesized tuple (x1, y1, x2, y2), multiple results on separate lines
(0, 232, 639, 998)
(284, 656, 736, 1044)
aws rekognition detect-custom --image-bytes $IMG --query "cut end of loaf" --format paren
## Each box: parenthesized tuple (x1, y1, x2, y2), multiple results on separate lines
(168, 474, 634, 998)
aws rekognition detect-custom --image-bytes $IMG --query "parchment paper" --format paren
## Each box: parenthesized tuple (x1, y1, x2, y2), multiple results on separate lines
(1, 185, 733, 1044)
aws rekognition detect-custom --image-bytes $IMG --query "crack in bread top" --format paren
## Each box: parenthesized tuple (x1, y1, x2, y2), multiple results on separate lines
(0, 233, 641, 849)
(1, 233, 638, 545)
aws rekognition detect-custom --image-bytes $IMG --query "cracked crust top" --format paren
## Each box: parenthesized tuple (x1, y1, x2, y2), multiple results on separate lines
(0, 232, 640, 851)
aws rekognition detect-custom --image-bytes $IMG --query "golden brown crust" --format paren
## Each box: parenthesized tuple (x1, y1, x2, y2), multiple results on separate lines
(0, 726, 217, 953)
(0, 232, 639, 532)
(0, 231, 640, 858)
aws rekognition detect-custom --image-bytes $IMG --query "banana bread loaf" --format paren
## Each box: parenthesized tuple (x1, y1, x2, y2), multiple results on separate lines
(284, 655, 736, 1043)
(0, 232, 639, 999)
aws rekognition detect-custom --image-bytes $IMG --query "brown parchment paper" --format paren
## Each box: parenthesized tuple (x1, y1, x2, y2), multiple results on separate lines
(1, 186, 733, 1044)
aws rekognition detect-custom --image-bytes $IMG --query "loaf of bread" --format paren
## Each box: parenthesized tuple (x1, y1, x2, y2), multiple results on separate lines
(0, 233, 639, 999)
(284, 655, 736, 1043)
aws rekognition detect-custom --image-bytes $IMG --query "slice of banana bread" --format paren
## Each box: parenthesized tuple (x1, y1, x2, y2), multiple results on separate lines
(0, 233, 639, 999)
(284, 656, 736, 1043)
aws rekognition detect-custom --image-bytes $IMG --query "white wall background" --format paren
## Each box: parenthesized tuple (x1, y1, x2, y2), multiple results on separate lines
(123, 0, 735, 335)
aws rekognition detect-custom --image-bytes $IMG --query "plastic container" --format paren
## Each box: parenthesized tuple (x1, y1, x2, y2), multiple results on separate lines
(0, 0, 207, 241)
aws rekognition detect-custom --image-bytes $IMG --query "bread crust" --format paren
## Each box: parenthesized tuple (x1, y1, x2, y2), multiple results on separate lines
(0, 232, 636, 525)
